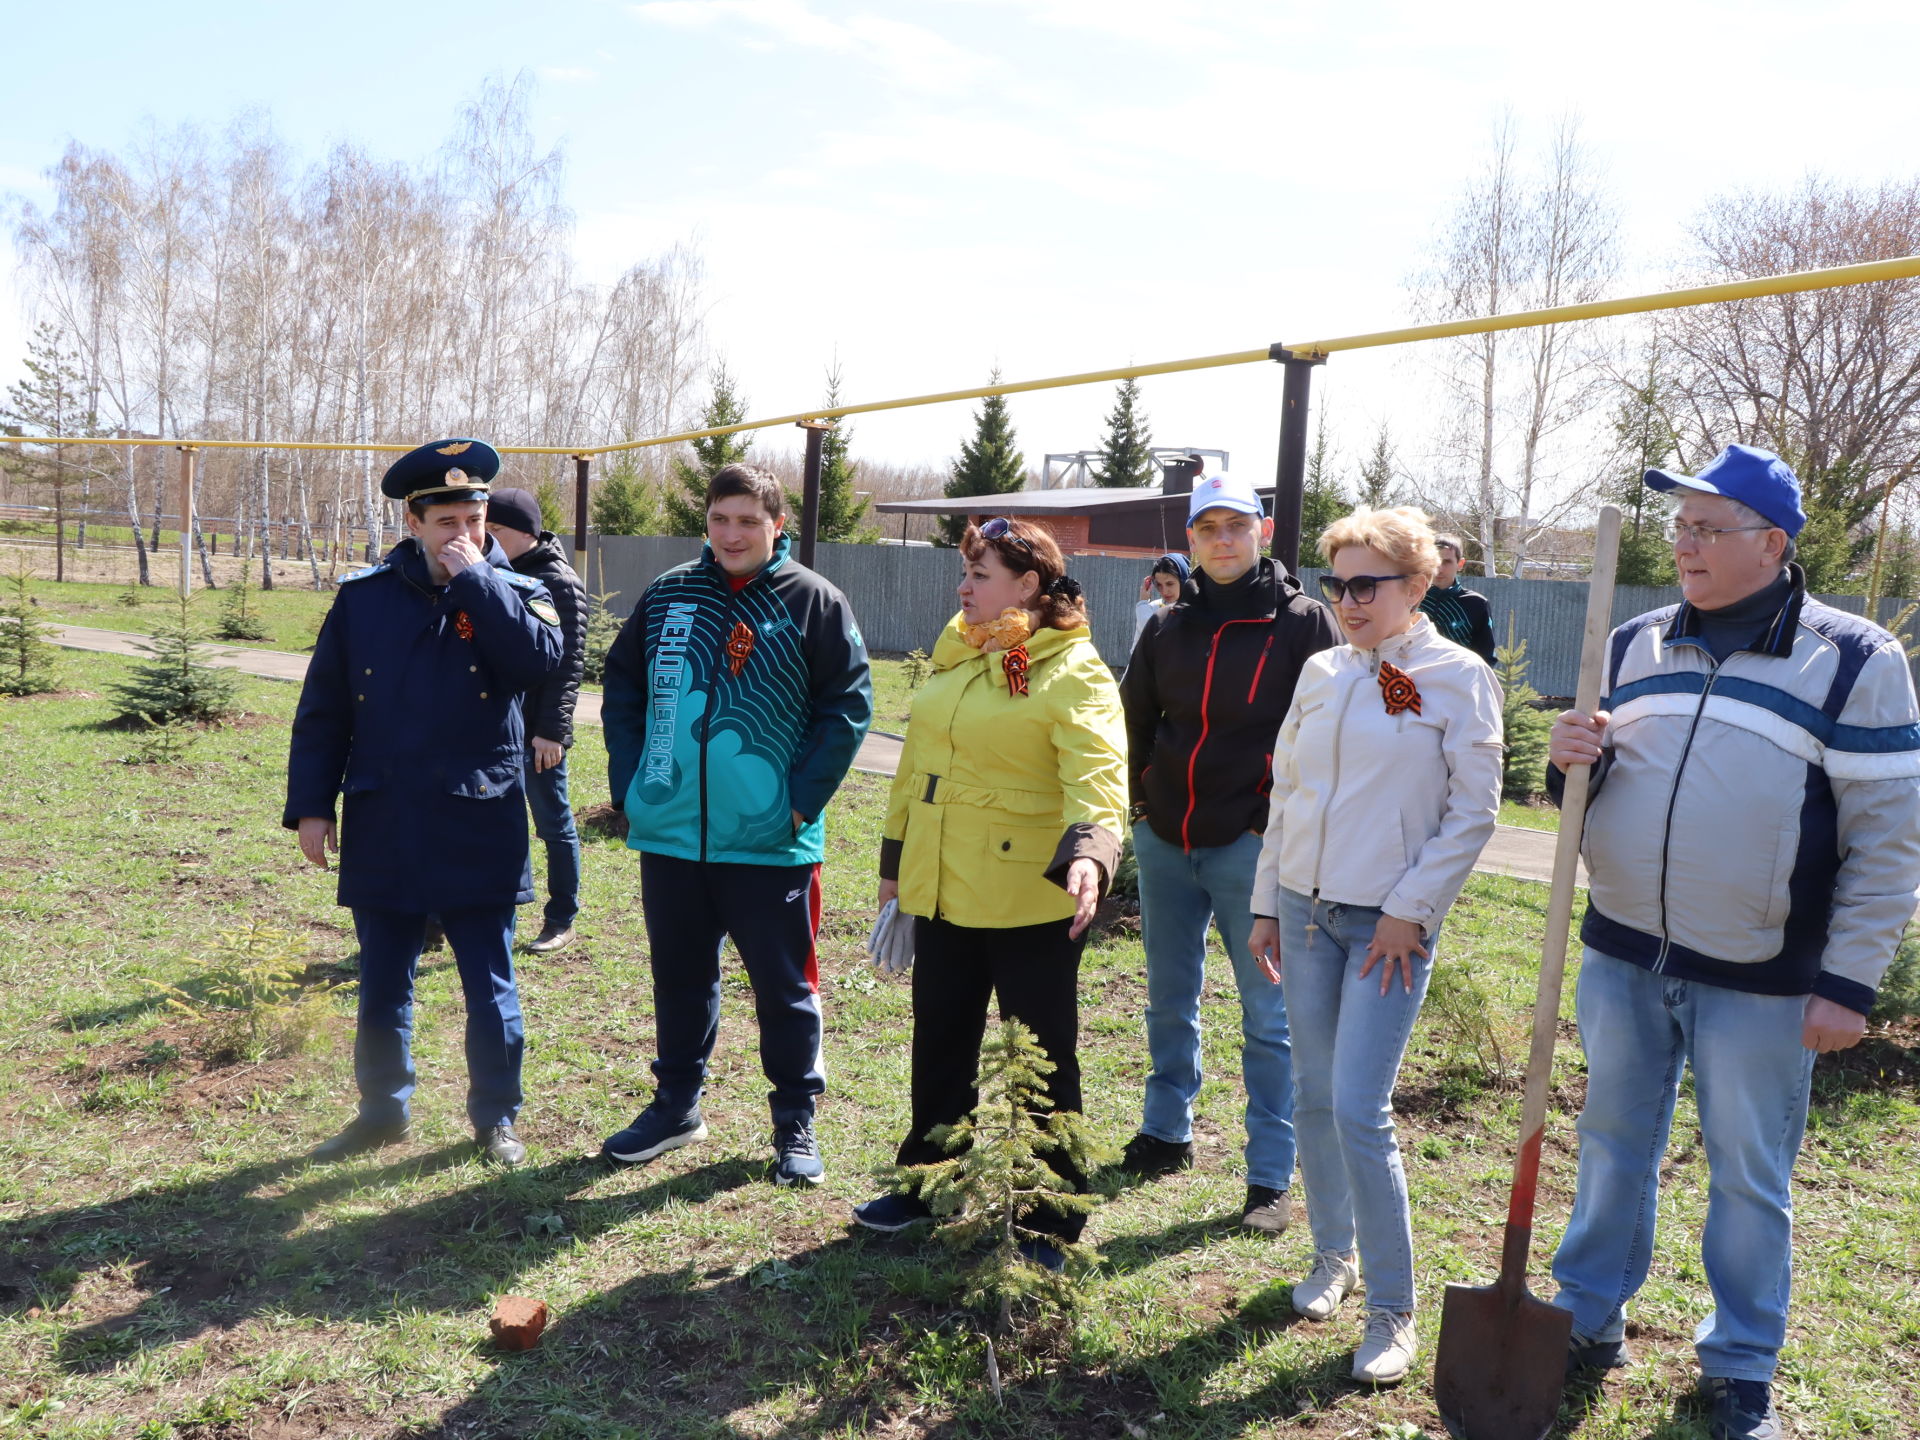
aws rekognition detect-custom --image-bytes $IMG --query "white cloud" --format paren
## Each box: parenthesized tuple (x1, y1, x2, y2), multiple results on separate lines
(630, 0, 994, 93)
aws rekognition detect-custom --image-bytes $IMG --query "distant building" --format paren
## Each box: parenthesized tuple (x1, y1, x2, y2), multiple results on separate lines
(875, 454, 1267, 559)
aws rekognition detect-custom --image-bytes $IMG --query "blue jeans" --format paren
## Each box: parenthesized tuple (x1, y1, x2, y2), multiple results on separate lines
(1135, 825, 1295, 1192)
(1550, 948, 1814, 1382)
(523, 750, 581, 930)
(351, 905, 523, 1130)
(1276, 886, 1434, 1313)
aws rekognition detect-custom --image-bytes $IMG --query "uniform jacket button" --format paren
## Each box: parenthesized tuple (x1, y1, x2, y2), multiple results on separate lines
(470, 665, 478, 673)
(479, 691, 489, 699)
(357, 694, 365, 702)
(364, 668, 372, 675)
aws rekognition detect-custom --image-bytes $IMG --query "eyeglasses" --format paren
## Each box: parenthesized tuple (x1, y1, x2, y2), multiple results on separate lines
(1668, 519, 1775, 546)
(1317, 573, 1407, 605)
(979, 516, 1034, 554)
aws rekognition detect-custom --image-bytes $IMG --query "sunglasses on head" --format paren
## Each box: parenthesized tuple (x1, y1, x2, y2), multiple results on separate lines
(979, 516, 1034, 554)
(1317, 573, 1407, 605)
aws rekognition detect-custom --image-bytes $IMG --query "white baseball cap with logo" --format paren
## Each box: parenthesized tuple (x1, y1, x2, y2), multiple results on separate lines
(1186, 472, 1265, 524)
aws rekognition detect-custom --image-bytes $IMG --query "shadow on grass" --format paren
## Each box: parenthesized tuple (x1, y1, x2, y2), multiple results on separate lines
(0, 1146, 759, 1376)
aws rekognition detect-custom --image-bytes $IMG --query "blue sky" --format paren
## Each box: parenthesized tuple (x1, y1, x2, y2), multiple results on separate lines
(7, 0, 1920, 488)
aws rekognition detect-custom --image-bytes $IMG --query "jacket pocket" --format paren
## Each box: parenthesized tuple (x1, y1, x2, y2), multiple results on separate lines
(988, 823, 1057, 865)
(445, 758, 520, 800)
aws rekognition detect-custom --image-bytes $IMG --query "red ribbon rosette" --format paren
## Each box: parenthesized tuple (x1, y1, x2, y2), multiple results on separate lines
(1002, 643, 1030, 697)
(454, 610, 474, 642)
(1378, 660, 1421, 716)
(726, 621, 755, 677)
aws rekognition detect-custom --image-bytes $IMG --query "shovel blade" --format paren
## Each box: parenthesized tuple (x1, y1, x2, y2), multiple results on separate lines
(1433, 1278, 1574, 1440)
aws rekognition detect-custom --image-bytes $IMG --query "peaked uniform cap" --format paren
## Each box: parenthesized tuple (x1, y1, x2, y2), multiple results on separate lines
(381, 438, 502, 503)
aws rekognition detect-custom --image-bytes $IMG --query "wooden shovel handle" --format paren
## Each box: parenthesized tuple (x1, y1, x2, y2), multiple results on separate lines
(1501, 505, 1622, 1280)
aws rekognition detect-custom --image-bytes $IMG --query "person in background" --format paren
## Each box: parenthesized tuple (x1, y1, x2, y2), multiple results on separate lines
(1249, 505, 1504, 1384)
(1546, 445, 1920, 1440)
(852, 518, 1127, 1272)
(484, 486, 587, 953)
(1418, 534, 1498, 664)
(600, 463, 872, 1187)
(1132, 552, 1190, 646)
(285, 439, 565, 1168)
(1118, 473, 1339, 1233)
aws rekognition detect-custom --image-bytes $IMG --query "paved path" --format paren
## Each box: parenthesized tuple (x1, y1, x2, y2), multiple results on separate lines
(51, 623, 1571, 883)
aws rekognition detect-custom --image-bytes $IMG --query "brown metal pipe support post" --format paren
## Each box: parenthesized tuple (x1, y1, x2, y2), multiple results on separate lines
(1268, 348, 1325, 574)
(178, 446, 196, 599)
(797, 420, 830, 569)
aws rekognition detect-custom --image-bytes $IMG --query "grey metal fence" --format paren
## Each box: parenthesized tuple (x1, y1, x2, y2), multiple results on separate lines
(565, 534, 1916, 699)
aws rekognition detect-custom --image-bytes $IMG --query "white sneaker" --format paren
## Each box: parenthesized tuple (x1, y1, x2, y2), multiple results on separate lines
(1290, 1248, 1360, 1321)
(1352, 1307, 1417, 1384)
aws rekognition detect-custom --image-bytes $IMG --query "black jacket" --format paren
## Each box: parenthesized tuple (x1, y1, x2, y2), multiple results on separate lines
(509, 533, 587, 746)
(1121, 558, 1340, 850)
(1419, 582, 1498, 664)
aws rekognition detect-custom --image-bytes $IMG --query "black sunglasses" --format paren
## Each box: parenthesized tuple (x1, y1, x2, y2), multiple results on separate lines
(1317, 573, 1408, 604)
(979, 516, 1034, 554)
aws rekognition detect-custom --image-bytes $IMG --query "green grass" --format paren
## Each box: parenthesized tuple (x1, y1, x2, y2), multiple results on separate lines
(1499, 799, 1561, 832)
(26, 577, 336, 654)
(1, 652, 1916, 1438)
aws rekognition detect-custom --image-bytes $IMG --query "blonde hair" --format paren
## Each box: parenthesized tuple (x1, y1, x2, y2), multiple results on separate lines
(1319, 506, 1441, 582)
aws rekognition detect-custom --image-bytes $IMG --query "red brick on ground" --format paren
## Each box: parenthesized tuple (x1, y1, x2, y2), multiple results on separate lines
(490, 1295, 548, 1350)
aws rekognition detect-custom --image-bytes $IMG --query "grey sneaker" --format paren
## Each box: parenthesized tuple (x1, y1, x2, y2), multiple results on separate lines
(1240, 1184, 1291, 1233)
(1291, 1248, 1360, 1320)
(602, 1105, 707, 1165)
(527, 923, 576, 954)
(1352, 1307, 1417, 1384)
(772, 1114, 824, 1186)
(1701, 1377, 1781, 1440)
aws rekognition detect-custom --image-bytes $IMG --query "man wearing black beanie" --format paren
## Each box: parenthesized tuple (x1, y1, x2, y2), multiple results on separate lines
(487, 487, 588, 952)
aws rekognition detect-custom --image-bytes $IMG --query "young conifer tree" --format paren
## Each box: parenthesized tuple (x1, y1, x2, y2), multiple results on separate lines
(1093, 377, 1154, 487)
(939, 372, 1026, 546)
(898, 1020, 1101, 1329)
(110, 593, 240, 727)
(663, 364, 754, 538)
(0, 565, 60, 696)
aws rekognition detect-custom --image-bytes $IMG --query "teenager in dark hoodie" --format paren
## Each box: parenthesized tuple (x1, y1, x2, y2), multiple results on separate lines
(1118, 473, 1339, 1232)
(485, 487, 588, 953)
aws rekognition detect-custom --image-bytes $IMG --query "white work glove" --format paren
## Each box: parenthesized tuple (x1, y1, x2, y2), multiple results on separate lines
(867, 898, 915, 975)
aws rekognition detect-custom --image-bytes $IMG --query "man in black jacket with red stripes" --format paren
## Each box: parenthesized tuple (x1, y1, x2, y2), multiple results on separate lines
(1118, 473, 1339, 1233)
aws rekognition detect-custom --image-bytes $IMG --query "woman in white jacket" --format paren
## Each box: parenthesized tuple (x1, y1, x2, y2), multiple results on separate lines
(1248, 507, 1504, 1385)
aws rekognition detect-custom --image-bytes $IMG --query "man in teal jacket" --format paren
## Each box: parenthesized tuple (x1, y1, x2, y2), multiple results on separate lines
(601, 463, 872, 1185)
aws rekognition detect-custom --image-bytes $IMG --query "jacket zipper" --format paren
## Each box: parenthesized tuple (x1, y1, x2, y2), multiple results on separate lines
(1246, 634, 1274, 705)
(1181, 617, 1264, 850)
(698, 569, 740, 864)
(1652, 658, 1719, 971)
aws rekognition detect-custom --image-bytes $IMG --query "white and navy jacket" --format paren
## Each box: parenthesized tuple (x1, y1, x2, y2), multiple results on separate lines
(1563, 566, 1920, 1015)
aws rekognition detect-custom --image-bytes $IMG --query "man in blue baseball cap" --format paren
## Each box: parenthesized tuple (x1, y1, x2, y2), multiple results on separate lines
(1545, 444, 1920, 1439)
(285, 438, 565, 1168)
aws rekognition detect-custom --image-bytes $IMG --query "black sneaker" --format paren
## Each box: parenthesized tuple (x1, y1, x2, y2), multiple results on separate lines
(309, 1117, 409, 1163)
(1701, 1377, 1781, 1440)
(476, 1122, 526, 1166)
(1119, 1133, 1194, 1177)
(1566, 1334, 1632, 1377)
(1241, 1184, 1291, 1233)
(601, 1106, 707, 1165)
(772, 1115, 824, 1186)
(852, 1192, 934, 1233)
(527, 923, 576, 954)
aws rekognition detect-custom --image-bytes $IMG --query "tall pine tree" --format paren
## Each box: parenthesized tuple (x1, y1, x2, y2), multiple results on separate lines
(1093, 377, 1154, 487)
(809, 365, 875, 542)
(1299, 410, 1348, 563)
(0, 324, 97, 583)
(662, 362, 754, 538)
(939, 371, 1026, 546)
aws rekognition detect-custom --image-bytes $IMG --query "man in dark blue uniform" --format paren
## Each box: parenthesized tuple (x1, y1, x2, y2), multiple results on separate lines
(286, 438, 565, 1166)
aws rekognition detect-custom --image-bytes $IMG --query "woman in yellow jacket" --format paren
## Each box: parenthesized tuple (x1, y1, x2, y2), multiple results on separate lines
(853, 518, 1128, 1268)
